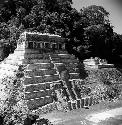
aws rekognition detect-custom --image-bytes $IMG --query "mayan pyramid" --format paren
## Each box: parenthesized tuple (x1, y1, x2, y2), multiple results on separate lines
(0, 31, 94, 114)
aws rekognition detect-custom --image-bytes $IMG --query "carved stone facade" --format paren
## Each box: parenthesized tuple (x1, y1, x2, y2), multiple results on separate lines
(20, 31, 66, 51)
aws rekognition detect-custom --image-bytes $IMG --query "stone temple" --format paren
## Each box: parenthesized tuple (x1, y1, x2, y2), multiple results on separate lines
(0, 31, 94, 114)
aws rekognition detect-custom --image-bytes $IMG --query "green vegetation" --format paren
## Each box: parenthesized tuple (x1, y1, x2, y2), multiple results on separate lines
(0, 0, 122, 62)
(80, 68, 122, 101)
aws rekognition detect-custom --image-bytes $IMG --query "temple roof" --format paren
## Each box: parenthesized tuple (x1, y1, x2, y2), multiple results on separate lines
(25, 32, 66, 43)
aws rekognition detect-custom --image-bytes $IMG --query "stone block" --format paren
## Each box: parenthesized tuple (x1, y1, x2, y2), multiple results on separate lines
(27, 98, 45, 110)
(44, 69, 57, 75)
(68, 89, 76, 100)
(23, 59, 51, 64)
(51, 58, 61, 61)
(27, 63, 54, 70)
(34, 76, 45, 83)
(81, 98, 85, 108)
(25, 83, 46, 92)
(24, 77, 35, 85)
(65, 63, 78, 69)
(24, 54, 44, 59)
(25, 70, 33, 77)
(26, 69, 57, 77)
(77, 99, 81, 109)
(24, 90, 46, 100)
(44, 96, 53, 105)
(68, 68, 79, 73)
(57, 54, 71, 59)
(69, 73, 80, 80)
(45, 82, 51, 89)
(89, 97, 93, 106)
(84, 97, 89, 107)
(25, 49, 39, 54)
(72, 102, 77, 109)
(24, 92, 37, 100)
(34, 70, 45, 76)
(44, 75, 60, 83)
(27, 99, 37, 110)
(45, 89, 53, 96)
(36, 90, 47, 98)
(68, 101, 72, 110)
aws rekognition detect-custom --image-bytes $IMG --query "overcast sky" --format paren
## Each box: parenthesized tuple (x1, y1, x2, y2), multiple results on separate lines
(72, 0, 122, 34)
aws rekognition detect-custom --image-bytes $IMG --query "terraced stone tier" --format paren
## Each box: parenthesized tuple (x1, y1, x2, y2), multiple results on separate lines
(25, 83, 46, 92)
(72, 84, 81, 99)
(50, 53, 76, 59)
(26, 63, 54, 70)
(23, 51, 84, 111)
(67, 97, 93, 110)
(27, 96, 53, 110)
(24, 54, 49, 59)
(23, 59, 51, 64)
(24, 89, 53, 100)
(58, 54, 76, 60)
(68, 88, 76, 100)
(25, 69, 57, 77)
(24, 75, 60, 85)
(69, 73, 80, 80)
(25, 49, 40, 54)
(24, 90, 46, 100)
(51, 59, 79, 63)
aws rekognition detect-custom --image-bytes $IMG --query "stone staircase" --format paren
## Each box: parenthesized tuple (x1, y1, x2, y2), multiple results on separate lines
(0, 41, 96, 113)
(48, 53, 95, 111)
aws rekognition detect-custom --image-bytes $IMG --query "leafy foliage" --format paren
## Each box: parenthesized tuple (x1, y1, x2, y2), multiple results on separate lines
(0, 0, 122, 62)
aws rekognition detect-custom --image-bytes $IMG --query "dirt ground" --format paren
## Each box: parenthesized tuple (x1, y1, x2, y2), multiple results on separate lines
(40, 98, 122, 125)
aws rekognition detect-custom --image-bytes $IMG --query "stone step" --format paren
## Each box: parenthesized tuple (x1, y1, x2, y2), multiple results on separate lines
(26, 63, 54, 70)
(27, 97, 45, 110)
(27, 96, 53, 110)
(23, 59, 51, 64)
(24, 90, 46, 100)
(25, 49, 40, 54)
(58, 54, 76, 59)
(54, 51, 68, 54)
(44, 75, 60, 83)
(68, 88, 76, 100)
(50, 57, 61, 61)
(24, 54, 49, 59)
(24, 75, 60, 85)
(24, 89, 53, 100)
(69, 73, 80, 79)
(25, 69, 57, 77)
(68, 97, 93, 110)
(50, 59, 79, 64)
(73, 84, 81, 99)
(68, 68, 79, 73)
(25, 83, 46, 92)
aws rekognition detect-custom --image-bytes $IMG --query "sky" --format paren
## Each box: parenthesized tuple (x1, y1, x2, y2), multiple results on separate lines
(72, 0, 122, 34)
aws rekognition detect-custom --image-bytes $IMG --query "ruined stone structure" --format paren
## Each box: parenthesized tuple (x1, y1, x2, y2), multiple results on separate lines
(0, 31, 95, 114)
(20, 31, 66, 51)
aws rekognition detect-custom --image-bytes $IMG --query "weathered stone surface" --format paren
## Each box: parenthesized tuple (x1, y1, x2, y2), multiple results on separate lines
(24, 77, 35, 85)
(24, 54, 49, 59)
(25, 83, 46, 92)
(69, 73, 80, 80)
(27, 63, 54, 70)
(23, 59, 51, 64)
(25, 90, 46, 100)
(44, 75, 60, 82)
(44, 96, 53, 105)
(27, 98, 45, 110)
